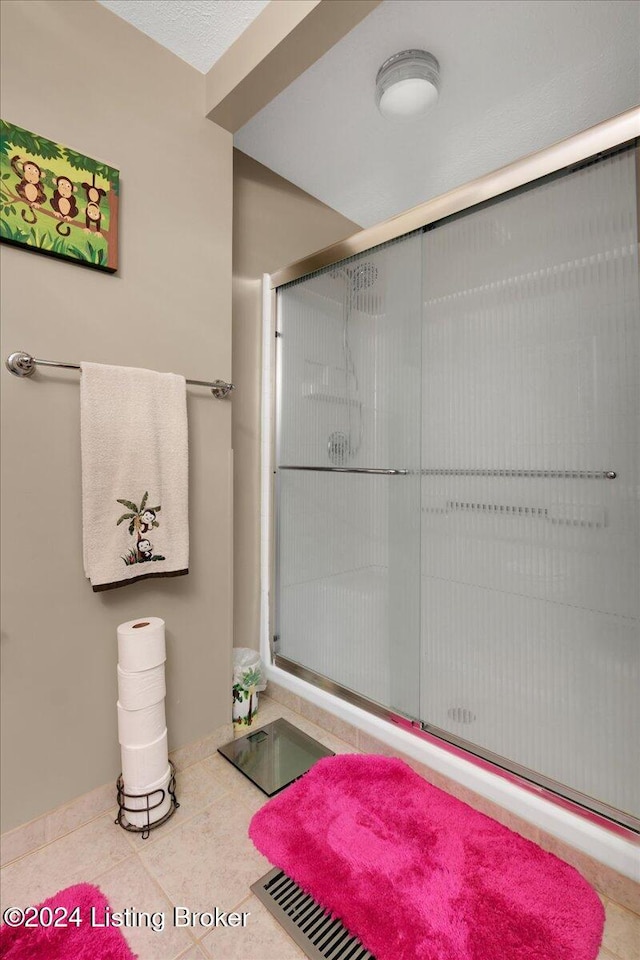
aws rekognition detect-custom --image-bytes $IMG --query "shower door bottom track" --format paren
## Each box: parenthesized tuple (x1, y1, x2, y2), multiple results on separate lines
(274, 655, 639, 836)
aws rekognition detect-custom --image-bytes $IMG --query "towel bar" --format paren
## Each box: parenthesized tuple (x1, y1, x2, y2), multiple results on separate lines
(5, 351, 234, 399)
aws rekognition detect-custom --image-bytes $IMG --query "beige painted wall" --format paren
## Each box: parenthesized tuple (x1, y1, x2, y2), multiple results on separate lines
(232, 149, 358, 650)
(0, 1, 233, 833)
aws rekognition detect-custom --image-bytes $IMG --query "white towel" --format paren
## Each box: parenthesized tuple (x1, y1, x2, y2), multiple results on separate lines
(80, 362, 188, 591)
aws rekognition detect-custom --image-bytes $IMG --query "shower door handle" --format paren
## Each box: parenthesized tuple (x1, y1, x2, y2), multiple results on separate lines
(278, 465, 409, 475)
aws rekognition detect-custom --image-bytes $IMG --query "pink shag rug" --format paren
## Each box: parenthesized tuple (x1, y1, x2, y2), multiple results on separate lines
(0, 883, 137, 960)
(249, 755, 605, 960)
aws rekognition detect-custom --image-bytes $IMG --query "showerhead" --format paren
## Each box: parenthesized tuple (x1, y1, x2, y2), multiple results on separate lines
(346, 262, 378, 293)
(330, 261, 378, 295)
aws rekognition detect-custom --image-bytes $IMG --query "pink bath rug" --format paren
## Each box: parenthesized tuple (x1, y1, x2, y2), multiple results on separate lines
(0, 883, 137, 959)
(249, 755, 605, 960)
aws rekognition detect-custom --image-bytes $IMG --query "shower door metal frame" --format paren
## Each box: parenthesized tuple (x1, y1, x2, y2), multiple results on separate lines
(270, 107, 639, 289)
(267, 106, 640, 835)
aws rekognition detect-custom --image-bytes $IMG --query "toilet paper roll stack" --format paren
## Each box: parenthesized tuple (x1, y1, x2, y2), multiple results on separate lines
(117, 618, 172, 827)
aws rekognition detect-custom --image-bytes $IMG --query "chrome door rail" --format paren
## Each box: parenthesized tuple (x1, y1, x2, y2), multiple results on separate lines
(278, 465, 408, 475)
(277, 465, 616, 479)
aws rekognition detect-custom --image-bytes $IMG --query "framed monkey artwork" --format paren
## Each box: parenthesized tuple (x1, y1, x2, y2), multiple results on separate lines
(0, 120, 119, 272)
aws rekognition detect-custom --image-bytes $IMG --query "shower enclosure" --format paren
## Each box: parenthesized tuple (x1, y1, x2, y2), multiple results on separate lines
(270, 117, 639, 831)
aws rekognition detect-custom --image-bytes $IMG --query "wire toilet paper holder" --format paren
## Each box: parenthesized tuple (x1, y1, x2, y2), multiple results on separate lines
(115, 760, 179, 839)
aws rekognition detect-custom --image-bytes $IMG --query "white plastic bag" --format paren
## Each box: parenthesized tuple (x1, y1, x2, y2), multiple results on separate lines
(232, 647, 266, 727)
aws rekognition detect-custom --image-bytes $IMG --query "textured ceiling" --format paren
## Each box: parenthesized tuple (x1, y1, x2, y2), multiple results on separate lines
(98, 0, 269, 73)
(235, 0, 640, 227)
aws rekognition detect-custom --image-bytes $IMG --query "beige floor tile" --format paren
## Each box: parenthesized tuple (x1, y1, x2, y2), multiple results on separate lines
(201, 894, 307, 960)
(176, 945, 209, 959)
(93, 852, 195, 960)
(597, 948, 620, 960)
(289, 715, 358, 755)
(123, 760, 231, 850)
(45, 781, 114, 843)
(601, 897, 640, 959)
(0, 813, 132, 913)
(200, 753, 272, 816)
(0, 817, 47, 867)
(139, 793, 270, 936)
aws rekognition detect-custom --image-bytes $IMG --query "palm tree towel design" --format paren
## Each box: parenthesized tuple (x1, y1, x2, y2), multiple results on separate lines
(117, 491, 165, 565)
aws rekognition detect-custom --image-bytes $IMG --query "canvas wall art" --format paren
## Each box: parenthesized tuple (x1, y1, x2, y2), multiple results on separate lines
(0, 120, 119, 272)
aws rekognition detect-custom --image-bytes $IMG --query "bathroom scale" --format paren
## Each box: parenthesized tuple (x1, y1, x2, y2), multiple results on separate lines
(217, 718, 334, 796)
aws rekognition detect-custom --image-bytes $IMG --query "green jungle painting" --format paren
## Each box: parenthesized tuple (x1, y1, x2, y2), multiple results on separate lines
(0, 120, 119, 272)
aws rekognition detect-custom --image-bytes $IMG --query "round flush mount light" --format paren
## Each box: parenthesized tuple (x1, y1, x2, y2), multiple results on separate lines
(376, 49, 440, 121)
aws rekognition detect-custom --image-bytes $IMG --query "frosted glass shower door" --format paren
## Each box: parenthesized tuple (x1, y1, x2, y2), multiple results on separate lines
(420, 147, 639, 822)
(276, 234, 422, 718)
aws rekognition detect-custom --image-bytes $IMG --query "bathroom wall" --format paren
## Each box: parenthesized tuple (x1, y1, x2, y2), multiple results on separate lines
(0, 0, 233, 833)
(232, 149, 358, 650)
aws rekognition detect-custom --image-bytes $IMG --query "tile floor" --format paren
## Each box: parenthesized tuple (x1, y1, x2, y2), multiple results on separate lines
(1, 695, 638, 959)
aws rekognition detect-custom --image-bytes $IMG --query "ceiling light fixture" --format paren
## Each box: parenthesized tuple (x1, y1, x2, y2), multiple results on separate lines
(376, 49, 440, 122)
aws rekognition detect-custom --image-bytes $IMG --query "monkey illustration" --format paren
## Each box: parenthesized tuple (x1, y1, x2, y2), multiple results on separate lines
(81, 177, 106, 233)
(11, 155, 46, 224)
(50, 176, 78, 235)
(139, 509, 157, 534)
(137, 539, 153, 562)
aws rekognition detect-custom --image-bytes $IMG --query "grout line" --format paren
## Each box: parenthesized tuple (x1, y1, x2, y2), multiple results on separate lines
(131, 851, 201, 949)
(127, 784, 237, 853)
(93, 850, 202, 955)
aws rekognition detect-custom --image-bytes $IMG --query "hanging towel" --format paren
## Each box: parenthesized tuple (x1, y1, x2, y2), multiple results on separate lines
(80, 362, 188, 591)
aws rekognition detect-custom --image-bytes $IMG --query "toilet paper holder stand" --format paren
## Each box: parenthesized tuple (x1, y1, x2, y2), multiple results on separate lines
(115, 760, 179, 839)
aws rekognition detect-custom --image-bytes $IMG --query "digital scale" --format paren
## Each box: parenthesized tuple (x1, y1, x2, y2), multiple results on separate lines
(218, 717, 335, 796)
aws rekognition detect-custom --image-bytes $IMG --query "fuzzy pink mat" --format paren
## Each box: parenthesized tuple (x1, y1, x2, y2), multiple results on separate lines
(0, 883, 137, 960)
(249, 755, 605, 960)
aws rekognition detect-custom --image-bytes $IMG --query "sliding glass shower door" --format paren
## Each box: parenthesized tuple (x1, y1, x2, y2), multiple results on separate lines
(419, 146, 639, 823)
(275, 233, 423, 719)
(274, 141, 639, 827)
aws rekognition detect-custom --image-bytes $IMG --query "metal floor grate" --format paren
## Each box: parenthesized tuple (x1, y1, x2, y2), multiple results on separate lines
(251, 867, 375, 960)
